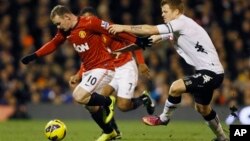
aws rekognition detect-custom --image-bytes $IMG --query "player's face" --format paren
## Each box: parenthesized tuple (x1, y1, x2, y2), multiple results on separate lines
(52, 15, 72, 31)
(161, 4, 179, 23)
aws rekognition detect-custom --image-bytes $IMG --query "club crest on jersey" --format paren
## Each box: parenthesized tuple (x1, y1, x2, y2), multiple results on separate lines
(79, 31, 86, 38)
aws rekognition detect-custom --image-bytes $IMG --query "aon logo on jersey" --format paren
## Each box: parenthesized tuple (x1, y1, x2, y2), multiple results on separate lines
(73, 43, 89, 52)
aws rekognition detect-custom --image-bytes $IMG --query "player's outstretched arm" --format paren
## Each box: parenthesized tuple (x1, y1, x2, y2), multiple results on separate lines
(21, 31, 66, 65)
(108, 24, 159, 36)
(149, 33, 174, 44)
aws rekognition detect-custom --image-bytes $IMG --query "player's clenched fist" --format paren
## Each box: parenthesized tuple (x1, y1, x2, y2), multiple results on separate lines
(69, 74, 81, 88)
(21, 53, 38, 64)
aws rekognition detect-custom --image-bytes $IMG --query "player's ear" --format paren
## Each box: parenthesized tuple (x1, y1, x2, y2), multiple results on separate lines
(174, 9, 180, 16)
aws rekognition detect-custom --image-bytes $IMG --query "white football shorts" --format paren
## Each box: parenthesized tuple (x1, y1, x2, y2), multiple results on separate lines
(78, 68, 114, 93)
(109, 59, 138, 99)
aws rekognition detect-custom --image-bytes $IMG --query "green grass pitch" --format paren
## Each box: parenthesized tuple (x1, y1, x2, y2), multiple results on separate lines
(0, 120, 229, 141)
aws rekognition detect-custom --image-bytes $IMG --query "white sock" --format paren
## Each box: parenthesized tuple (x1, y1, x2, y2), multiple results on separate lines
(207, 115, 227, 140)
(159, 100, 178, 122)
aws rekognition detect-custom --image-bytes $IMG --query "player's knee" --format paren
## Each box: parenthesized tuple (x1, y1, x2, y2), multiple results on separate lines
(117, 99, 131, 112)
(195, 104, 211, 116)
(169, 80, 185, 96)
(72, 86, 90, 104)
(85, 106, 99, 113)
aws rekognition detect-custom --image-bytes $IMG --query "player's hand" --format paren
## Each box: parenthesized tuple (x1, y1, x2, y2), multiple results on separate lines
(21, 53, 38, 64)
(111, 51, 122, 59)
(69, 74, 81, 88)
(149, 35, 162, 43)
(135, 36, 153, 49)
(108, 24, 124, 34)
(138, 64, 151, 79)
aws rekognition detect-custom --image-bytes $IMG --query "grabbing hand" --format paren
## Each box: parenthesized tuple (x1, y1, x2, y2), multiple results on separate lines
(135, 36, 153, 50)
(149, 35, 162, 43)
(108, 24, 124, 34)
(21, 53, 38, 64)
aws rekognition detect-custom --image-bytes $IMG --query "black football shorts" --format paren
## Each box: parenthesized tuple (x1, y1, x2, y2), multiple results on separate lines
(183, 70, 224, 105)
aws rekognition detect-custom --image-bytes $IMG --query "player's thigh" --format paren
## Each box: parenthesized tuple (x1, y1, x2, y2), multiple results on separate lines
(85, 105, 99, 113)
(72, 85, 91, 104)
(101, 84, 115, 96)
(184, 70, 224, 105)
(183, 70, 223, 92)
(116, 60, 138, 99)
(78, 68, 114, 94)
(169, 79, 186, 95)
(192, 89, 214, 106)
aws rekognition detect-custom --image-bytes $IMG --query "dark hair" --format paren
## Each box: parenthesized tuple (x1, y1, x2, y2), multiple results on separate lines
(79, 7, 99, 17)
(50, 5, 72, 19)
(161, 0, 184, 13)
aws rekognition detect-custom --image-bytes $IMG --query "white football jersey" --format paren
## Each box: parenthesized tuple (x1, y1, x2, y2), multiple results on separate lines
(157, 15, 224, 74)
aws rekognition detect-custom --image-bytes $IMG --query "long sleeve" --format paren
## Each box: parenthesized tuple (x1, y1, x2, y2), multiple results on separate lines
(133, 49, 145, 64)
(86, 16, 136, 45)
(35, 31, 66, 57)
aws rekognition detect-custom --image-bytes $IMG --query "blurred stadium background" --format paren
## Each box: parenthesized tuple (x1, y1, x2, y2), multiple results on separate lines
(0, 0, 249, 126)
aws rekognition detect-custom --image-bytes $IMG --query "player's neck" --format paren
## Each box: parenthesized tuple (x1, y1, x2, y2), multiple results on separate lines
(174, 13, 182, 20)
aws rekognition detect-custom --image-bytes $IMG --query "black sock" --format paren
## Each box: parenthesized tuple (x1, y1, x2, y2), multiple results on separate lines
(110, 118, 120, 133)
(131, 97, 144, 109)
(91, 106, 113, 134)
(203, 109, 216, 121)
(168, 95, 181, 104)
(87, 92, 111, 106)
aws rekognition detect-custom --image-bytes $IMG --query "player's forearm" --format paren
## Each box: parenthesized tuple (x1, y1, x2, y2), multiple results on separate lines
(35, 41, 58, 57)
(123, 25, 159, 35)
(133, 49, 145, 64)
(116, 32, 136, 43)
(36, 34, 65, 57)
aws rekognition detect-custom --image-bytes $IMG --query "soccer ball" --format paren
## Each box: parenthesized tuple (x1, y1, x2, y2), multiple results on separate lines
(44, 119, 67, 141)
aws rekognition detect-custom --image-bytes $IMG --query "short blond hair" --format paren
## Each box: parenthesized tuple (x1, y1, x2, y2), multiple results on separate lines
(50, 5, 72, 19)
(161, 0, 184, 13)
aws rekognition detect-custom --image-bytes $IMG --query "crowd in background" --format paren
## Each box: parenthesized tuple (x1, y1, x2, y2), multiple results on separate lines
(0, 0, 249, 119)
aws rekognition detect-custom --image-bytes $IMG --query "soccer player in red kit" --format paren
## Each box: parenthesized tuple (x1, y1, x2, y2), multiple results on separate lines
(68, 7, 154, 141)
(77, 7, 154, 114)
(21, 5, 152, 141)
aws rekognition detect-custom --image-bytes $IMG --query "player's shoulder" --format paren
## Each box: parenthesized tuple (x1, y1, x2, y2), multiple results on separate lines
(79, 16, 98, 22)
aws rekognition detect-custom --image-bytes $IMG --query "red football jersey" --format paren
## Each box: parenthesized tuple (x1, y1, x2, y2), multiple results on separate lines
(102, 34, 133, 67)
(35, 16, 117, 71)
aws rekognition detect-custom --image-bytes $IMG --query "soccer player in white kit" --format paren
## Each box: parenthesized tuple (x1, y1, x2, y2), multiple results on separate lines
(108, 0, 229, 140)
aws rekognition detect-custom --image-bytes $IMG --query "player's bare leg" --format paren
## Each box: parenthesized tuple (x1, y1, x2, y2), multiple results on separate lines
(110, 117, 122, 140)
(115, 91, 155, 115)
(72, 86, 112, 107)
(195, 103, 228, 141)
(86, 106, 116, 140)
(73, 85, 115, 123)
(72, 86, 92, 104)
